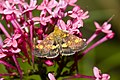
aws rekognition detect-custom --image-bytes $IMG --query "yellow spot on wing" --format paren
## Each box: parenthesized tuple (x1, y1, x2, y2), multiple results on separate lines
(62, 34, 67, 37)
(36, 45, 43, 49)
(68, 41, 71, 44)
(36, 45, 39, 48)
(75, 38, 82, 43)
(51, 44, 59, 49)
(68, 41, 71, 45)
(62, 43, 68, 47)
(47, 45, 51, 48)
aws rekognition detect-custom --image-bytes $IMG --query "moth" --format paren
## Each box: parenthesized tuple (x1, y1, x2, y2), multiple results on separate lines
(34, 26, 86, 58)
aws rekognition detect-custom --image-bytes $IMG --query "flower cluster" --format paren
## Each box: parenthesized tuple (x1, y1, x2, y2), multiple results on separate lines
(0, 0, 114, 80)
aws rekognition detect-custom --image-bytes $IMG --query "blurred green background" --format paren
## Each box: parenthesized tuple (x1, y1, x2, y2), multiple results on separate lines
(76, 0, 120, 80)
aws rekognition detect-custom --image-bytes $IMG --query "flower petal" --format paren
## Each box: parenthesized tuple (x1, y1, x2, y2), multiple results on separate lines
(48, 73, 56, 80)
(11, 48, 21, 53)
(12, 40, 18, 48)
(32, 17, 40, 21)
(48, 0, 57, 9)
(3, 38, 10, 43)
(93, 67, 101, 78)
(0, 53, 6, 59)
(0, 36, 3, 46)
(102, 74, 110, 80)
(94, 22, 101, 29)
(57, 19, 66, 30)
(67, 0, 77, 4)
(103, 23, 111, 30)
(13, 34, 21, 39)
(3, 40, 12, 47)
(3, 9, 13, 14)
(30, 0, 37, 7)
(44, 60, 54, 66)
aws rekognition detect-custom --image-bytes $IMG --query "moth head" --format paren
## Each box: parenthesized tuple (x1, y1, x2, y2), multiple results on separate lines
(53, 26, 64, 36)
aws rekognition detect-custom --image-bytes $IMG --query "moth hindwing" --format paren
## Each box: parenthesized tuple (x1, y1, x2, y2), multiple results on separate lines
(34, 26, 86, 58)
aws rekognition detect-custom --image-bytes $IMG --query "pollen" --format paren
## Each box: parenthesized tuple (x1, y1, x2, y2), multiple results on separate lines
(62, 43, 68, 47)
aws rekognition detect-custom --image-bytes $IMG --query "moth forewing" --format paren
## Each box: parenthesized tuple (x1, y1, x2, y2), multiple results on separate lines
(63, 34, 86, 52)
(34, 48, 48, 58)
(34, 33, 59, 58)
(46, 48, 59, 58)
(34, 26, 87, 58)
(61, 47, 75, 56)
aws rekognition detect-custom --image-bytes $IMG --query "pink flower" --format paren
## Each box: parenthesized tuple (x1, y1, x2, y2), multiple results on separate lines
(44, 60, 54, 66)
(48, 73, 56, 80)
(0, 1, 22, 16)
(32, 10, 52, 26)
(94, 21, 112, 34)
(7, 0, 23, 5)
(3, 34, 21, 48)
(65, 0, 77, 6)
(67, 6, 89, 28)
(56, 0, 67, 9)
(0, 1, 4, 14)
(57, 19, 67, 30)
(0, 35, 3, 47)
(22, 0, 37, 13)
(0, 36, 6, 58)
(106, 32, 114, 39)
(57, 19, 81, 34)
(52, 0, 68, 18)
(93, 67, 110, 80)
(37, 0, 57, 14)
(2, 34, 21, 54)
(0, 52, 6, 59)
(68, 6, 89, 20)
